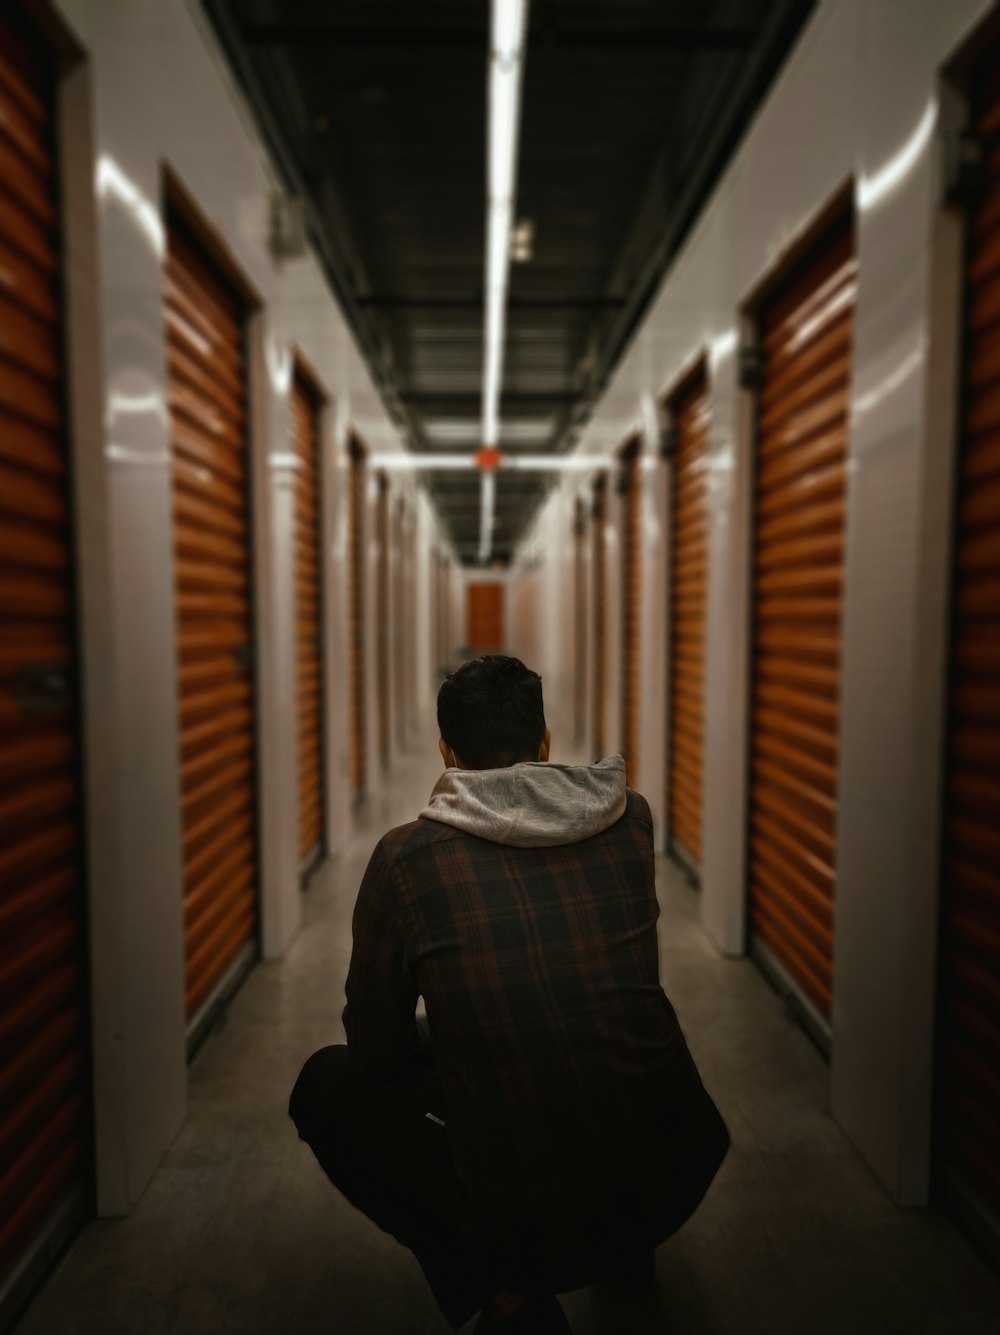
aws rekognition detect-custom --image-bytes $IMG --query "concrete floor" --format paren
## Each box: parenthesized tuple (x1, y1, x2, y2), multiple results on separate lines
(15, 732, 1000, 1335)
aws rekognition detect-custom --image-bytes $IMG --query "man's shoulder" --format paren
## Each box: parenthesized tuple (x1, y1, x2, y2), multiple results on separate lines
(624, 788, 653, 828)
(377, 815, 460, 867)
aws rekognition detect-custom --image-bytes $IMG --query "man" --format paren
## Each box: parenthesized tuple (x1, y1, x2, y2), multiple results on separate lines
(290, 656, 729, 1333)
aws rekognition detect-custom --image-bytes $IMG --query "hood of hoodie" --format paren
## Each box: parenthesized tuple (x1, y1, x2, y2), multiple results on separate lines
(419, 755, 627, 848)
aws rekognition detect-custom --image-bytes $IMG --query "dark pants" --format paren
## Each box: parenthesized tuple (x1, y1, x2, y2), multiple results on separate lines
(289, 1044, 728, 1329)
(289, 1044, 501, 1329)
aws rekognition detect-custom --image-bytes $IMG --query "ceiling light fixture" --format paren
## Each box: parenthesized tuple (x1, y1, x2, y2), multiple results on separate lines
(479, 0, 529, 562)
(371, 453, 478, 471)
(423, 417, 553, 444)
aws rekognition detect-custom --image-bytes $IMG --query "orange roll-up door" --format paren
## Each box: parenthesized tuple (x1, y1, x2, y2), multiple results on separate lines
(934, 54, 1000, 1261)
(348, 437, 366, 796)
(668, 367, 709, 872)
(466, 582, 504, 651)
(165, 210, 257, 1023)
(748, 213, 856, 1024)
(0, 11, 92, 1294)
(619, 438, 641, 788)
(592, 475, 608, 758)
(290, 367, 324, 873)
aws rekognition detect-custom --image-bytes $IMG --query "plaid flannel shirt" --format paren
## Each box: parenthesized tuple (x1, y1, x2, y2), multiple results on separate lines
(342, 789, 687, 1112)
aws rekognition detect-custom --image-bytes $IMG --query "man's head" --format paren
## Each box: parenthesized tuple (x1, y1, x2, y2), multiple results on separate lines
(437, 655, 550, 770)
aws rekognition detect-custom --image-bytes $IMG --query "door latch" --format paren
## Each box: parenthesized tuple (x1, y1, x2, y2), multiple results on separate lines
(15, 662, 71, 717)
(232, 641, 255, 674)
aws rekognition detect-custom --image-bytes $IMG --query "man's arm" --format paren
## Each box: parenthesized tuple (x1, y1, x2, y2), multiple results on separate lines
(342, 841, 420, 1080)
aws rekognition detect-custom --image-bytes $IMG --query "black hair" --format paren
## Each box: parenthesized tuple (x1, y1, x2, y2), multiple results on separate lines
(437, 655, 546, 769)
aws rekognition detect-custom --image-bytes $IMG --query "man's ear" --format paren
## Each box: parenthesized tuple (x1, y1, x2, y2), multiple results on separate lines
(439, 737, 466, 769)
(537, 727, 551, 762)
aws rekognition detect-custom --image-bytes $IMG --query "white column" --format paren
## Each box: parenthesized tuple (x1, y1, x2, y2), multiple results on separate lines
(321, 401, 347, 855)
(831, 7, 972, 1205)
(251, 323, 300, 958)
(699, 331, 752, 954)
(638, 441, 668, 845)
(61, 8, 187, 1214)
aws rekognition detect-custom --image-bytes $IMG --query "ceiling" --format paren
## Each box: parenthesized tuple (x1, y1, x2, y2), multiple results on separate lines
(205, 0, 817, 564)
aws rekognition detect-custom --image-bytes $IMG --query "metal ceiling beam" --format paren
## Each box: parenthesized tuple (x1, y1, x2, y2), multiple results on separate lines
(403, 391, 576, 407)
(240, 25, 757, 51)
(359, 295, 625, 310)
(202, 0, 422, 446)
(547, 0, 818, 455)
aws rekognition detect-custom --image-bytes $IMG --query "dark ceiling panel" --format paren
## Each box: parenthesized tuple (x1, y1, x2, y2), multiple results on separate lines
(205, 0, 817, 564)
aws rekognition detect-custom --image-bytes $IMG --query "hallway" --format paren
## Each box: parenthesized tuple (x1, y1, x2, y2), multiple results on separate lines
(13, 731, 1000, 1335)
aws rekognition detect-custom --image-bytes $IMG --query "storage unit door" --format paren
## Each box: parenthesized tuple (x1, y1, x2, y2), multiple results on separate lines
(620, 442, 641, 787)
(165, 214, 257, 1023)
(348, 444, 366, 796)
(0, 12, 92, 1297)
(592, 477, 608, 758)
(668, 370, 709, 872)
(466, 582, 504, 651)
(935, 56, 1000, 1261)
(748, 215, 856, 1024)
(0, 10, 91, 1297)
(290, 371, 324, 872)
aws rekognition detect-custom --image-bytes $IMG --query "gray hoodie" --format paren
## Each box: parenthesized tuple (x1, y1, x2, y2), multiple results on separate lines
(419, 754, 627, 848)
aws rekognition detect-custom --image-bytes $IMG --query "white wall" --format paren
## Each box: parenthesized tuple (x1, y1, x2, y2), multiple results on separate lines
(50, 0, 451, 1216)
(506, 0, 994, 1206)
(413, 488, 438, 724)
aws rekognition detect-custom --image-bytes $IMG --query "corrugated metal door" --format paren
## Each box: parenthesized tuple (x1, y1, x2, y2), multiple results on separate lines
(0, 10, 91, 1295)
(466, 583, 504, 650)
(290, 366, 324, 873)
(934, 56, 1000, 1261)
(748, 213, 856, 1024)
(165, 210, 257, 1023)
(348, 438, 366, 796)
(668, 367, 709, 873)
(592, 475, 608, 758)
(619, 438, 641, 787)
(375, 473, 390, 767)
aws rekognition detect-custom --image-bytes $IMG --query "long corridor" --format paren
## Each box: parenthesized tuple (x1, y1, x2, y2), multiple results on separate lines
(6, 2, 1000, 1329)
(14, 729, 1000, 1335)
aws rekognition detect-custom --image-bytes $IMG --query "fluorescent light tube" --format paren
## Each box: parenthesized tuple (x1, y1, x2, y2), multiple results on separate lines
(479, 0, 528, 560)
